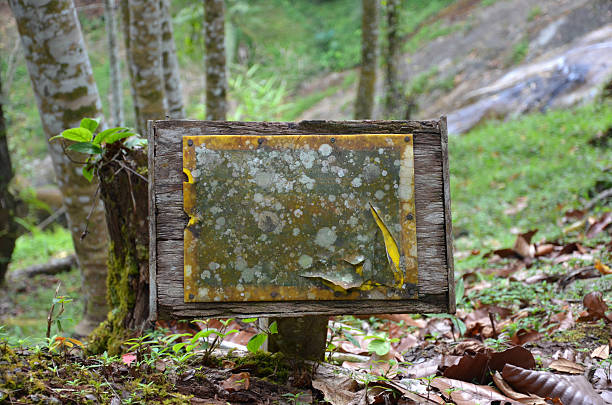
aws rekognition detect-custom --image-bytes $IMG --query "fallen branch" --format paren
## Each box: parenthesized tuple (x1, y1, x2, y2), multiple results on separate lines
(9, 255, 76, 280)
(584, 188, 612, 211)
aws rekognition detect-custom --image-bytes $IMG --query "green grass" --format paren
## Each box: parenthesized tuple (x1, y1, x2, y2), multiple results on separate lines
(508, 38, 530, 65)
(9, 226, 74, 270)
(450, 102, 612, 253)
(403, 21, 464, 54)
(3, 226, 81, 343)
(1, 270, 83, 345)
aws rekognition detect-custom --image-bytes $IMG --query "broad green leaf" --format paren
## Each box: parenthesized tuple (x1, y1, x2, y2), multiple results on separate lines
(367, 338, 391, 356)
(92, 127, 126, 145)
(80, 117, 100, 133)
(344, 332, 360, 348)
(246, 333, 268, 353)
(455, 277, 465, 306)
(67, 142, 102, 155)
(269, 321, 278, 334)
(56, 127, 93, 142)
(82, 165, 94, 182)
(242, 318, 257, 323)
(105, 132, 135, 145)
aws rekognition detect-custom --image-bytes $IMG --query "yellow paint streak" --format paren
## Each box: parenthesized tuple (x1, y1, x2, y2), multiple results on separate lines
(369, 202, 404, 288)
(183, 168, 194, 184)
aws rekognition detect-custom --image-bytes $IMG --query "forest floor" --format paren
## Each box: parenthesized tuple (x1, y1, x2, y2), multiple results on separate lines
(1, 103, 611, 404)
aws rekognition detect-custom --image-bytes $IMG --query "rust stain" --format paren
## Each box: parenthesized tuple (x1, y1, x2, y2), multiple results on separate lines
(183, 134, 418, 303)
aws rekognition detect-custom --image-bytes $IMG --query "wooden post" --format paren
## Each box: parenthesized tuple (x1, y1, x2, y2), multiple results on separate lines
(269, 316, 329, 361)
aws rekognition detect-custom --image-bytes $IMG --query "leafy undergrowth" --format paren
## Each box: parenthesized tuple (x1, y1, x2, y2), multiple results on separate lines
(1, 105, 611, 404)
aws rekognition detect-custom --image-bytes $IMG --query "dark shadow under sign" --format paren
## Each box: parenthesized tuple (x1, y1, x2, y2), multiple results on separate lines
(149, 119, 454, 319)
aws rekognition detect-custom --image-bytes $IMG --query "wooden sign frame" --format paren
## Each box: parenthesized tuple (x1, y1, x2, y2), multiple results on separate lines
(148, 119, 454, 320)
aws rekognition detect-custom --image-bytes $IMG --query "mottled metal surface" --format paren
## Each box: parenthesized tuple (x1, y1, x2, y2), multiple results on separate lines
(183, 134, 417, 303)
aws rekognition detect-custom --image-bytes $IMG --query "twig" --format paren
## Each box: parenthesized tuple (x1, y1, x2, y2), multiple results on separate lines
(489, 312, 498, 338)
(9, 255, 76, 281)
(37, 207, 66, 231)
(80, 184, 101, 240)
(584, 188, 612, 210)
(46, 282, 62, 339)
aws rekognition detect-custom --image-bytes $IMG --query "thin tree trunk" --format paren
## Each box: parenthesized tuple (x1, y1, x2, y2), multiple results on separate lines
(160, 0, 185, 119)
(105, 0, 124, 127)
(0, 71, 19, 287)
(9, 0, 109, 335)
(354, 0, 378, 119)
(204, 0, 228, 121)
(125, 0, 167, 135)
(383, 0, 402, 118)
(89, 143, 149, 354)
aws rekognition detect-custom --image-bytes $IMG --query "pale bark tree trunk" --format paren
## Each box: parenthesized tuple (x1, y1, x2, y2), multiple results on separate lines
(354, 0, 378, 119)
(9, 0, 109, 335)
(383, 0, 402, 118)
(160, 0, 185, 119)
(125, 0, 167, 135)
(204, 0, 228, 120)
(104, 0, 124, 127)
(0, 71, 19, 287)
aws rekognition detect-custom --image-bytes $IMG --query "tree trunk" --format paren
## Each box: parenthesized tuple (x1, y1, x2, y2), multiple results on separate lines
(89, 143, 149, 354)
(160, 0, 185, 119)
(0, 71, 19, 287)
(204, 0, 228, 120)
(125, 0, 167, 135)
(383, 0, 402, 119)
(354, 0, 378, 119)
(104, 0, 124, 127)
(9, 0, 109, 335)
(268, 316, 328, 361)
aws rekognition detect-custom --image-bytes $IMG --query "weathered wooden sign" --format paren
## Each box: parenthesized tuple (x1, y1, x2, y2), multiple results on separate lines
(149, 119, 454, 319)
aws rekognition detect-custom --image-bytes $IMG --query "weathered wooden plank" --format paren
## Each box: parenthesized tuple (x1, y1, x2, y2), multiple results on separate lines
(440, 116, 456, 314)
(147, 120, 158, 321)
(151, 119, 452, 318)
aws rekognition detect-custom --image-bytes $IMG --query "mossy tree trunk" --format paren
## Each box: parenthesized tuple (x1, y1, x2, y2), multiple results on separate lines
(354, 0, 379, 119)
(124, 0, 167, 135)
(104, 0, 124, 127)
(9, 0, 109, 335)
(160, 0, 185, 119)
(0, 72, 19, 286)
(89, 143, 149, 354)
(204, 0, 228, 120)
(383, 0, 402, 119)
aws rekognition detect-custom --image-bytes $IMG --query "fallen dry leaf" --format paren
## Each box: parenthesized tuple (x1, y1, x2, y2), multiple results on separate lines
(587, 212, 612, 238)
(579, 291, 612, 323)
(510, 329, 543, 345)
(431, 376, 521, 405)
(502, 364, 605, 405)
(595, 260, 612, 275)
(443, 346, 535, 384)
(492, 371, 548, 404)
(222, 372, 250, 392)
(514, 229, 537, 259)
(549, 359, 585, 374)
(591, 344, 610, 360)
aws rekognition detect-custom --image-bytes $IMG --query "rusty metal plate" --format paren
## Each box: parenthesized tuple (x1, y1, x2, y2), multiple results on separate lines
(183, 134, 417, 303)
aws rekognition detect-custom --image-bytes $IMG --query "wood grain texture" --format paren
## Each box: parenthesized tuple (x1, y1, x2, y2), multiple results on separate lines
(151, 120, 452, 319)
(147, 120, 158, 321)
(439, 116, 456, 314)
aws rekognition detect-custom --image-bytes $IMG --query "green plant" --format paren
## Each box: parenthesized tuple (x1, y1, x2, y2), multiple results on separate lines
(245, 318, 278, 353)
(282, 392, 308, 404)
(508, 38, 529, 65)
(527, 6, 542, 22)
(363, 332, 399, 356)
(227, 65, 290, 121)
(48, 118, 144, 182)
